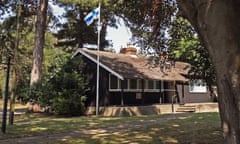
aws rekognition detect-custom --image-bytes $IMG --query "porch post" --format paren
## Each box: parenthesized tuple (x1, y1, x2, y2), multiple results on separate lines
(181, 83, 185, 104)
(159, 80, 162, 104)
(162, 81, 165, 103)
(174, 81, 179, 103)
(120, 80, 124, 106)
(141, 79, 144, 104)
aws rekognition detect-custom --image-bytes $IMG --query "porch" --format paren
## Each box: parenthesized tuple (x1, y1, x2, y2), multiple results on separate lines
(85, 103, 219, 117)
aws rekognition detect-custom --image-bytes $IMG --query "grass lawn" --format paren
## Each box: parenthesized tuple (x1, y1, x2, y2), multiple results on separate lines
(0, 112, 223, 144)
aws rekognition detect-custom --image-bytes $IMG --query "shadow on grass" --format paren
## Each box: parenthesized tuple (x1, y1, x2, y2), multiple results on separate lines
(0, 113, 223, 144)
(53, 113, 223, 144)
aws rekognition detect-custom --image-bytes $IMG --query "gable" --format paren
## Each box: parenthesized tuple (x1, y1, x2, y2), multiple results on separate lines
(72, 49, 124, 80)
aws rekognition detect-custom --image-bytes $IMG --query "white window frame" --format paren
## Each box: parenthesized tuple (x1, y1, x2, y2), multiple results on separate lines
(109, 74, 161, 92)
(144, 80, 161, 92)
(189, 79, 207, 93)
(109, 74, 121, 91)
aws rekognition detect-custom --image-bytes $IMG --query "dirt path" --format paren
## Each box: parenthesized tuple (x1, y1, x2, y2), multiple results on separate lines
(0, 113, 190, 144)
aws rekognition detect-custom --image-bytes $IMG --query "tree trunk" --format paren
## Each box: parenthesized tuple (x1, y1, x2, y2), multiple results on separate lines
(177, 0, 240, 143)
(30, 0, 48, 85)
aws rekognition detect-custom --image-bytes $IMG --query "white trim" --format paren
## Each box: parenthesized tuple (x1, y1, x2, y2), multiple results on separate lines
(108, 89, 176, 92)
(189, 79, 207, 93)
(109, 89, 157, 92)
(108, 76, 176, 92)
(109, 74, 121, 90)
(72, 49, 124, 80)
(137, 79, 142, 89)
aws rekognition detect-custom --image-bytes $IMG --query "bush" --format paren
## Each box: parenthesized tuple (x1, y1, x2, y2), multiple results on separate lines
(52, 96, 86, 116)
(23, 56, 89, 116)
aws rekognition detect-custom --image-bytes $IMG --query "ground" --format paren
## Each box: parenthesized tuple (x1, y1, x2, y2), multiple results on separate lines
(0, 100, 222, 144)
(0, 113, 187, 144)
(0, 112, 223, 144)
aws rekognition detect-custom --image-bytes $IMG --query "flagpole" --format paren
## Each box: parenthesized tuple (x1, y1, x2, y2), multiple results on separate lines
(96, 2, 101, 115)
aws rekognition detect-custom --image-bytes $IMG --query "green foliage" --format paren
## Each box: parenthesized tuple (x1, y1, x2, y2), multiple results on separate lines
(168, 16, 216, 90)
(50, 57, 88, 116)
(52, 95, 87, 116)
(23, 56, 88, 116)
(0, 0, 39, 102)
(168, 17, 198, 60)
(115, 0, 176, 52)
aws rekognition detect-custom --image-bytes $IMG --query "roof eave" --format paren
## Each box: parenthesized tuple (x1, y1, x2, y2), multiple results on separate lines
(72, 49, 124, 80)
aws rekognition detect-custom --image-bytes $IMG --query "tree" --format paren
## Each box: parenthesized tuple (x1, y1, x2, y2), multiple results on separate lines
(30, 0, 48, 85)
(176, 1, 240, 143)
(115, 0, 176, 52)
(0, 0, 49, 123)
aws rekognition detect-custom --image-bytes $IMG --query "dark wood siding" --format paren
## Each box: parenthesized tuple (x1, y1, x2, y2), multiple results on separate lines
(177, 84, 212, 103)
(83, 57, 96, 106)
(109, 92, 161, 106)
(82, 56, 110, 106)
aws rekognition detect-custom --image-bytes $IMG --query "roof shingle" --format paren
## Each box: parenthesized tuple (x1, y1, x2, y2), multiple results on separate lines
(76, 48, 190, 82)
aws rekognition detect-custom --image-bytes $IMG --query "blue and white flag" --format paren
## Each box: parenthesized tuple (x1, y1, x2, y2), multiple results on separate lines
(84, 7, 100, 26)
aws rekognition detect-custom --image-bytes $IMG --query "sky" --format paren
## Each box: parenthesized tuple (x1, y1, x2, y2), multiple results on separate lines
(106, 18, 132, 53)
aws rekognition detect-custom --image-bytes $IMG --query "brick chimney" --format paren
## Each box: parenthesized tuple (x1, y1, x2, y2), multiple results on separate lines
(120, 44, 137, 56)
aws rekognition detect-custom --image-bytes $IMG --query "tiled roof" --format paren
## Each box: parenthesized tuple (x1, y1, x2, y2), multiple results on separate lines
(74, 48, 190, 82)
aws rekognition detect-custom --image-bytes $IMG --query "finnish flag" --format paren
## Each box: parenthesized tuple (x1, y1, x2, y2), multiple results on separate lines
(84, 7, 100, 26)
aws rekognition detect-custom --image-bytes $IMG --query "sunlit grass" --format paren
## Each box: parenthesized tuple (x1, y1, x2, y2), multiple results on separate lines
(57, 113, 222, 144)
(0, 113, 223, 144)
(0, 113, 161, 139)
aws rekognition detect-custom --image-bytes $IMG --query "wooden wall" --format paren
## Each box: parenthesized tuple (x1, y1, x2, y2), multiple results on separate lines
(176, 83, 212, 103)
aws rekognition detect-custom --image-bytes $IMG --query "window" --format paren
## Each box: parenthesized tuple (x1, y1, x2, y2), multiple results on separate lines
(156, 81, 161, 89)
(148, 80, 154, 89)
(109, 74, 161, 92)
(137, 80, 143, 89)
(122, 79, 128, 89)
(110, 75, 118, 89)
(130, 79, 137, 89)
(189, 80, 207, 93)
